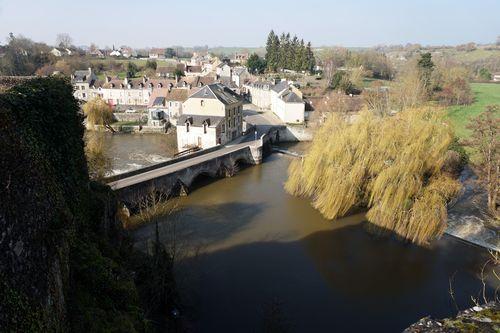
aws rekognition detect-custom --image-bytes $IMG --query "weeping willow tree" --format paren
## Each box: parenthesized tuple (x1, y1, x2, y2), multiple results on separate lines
(82, 96, 115, 131)
(85, 131, 111, 180)
(285, 108, 461, 245)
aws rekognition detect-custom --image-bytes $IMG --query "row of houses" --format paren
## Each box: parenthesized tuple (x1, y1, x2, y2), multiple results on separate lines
(72, 68, 246, 151)
(244, 80, 308, 124)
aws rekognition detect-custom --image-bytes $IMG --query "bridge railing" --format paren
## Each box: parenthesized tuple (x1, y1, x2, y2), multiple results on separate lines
(104, 144, 224, 184)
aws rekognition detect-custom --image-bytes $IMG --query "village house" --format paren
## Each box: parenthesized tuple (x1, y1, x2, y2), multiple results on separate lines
(78, 75, 176, 107)
(185, 65, 203, 77)
(231, 67, 249, 87)
(109, 49, 122, 57)
(202, 57, 221, 75)
(156, 63, 186, 78)
(120, 46, 135, 58)
(71, 68, 97, 101)
(233, 52, 249, 64)
(245, 80, 307, 124)
(177, 83, 243, 150)
(89, 49, 105, 58)
(216, 63, 232, 78)
(149, 48, 165, 59)
(176, 75, 216, 89)
(147, 88, 189, 126)
(493, 72, 500, 82)
(271, 85, 306, 124)
(244, 80, 273, 109)
(51, 47, 72, 57)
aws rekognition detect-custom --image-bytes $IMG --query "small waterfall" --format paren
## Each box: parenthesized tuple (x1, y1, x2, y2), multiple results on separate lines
(445, 166, 499, 251)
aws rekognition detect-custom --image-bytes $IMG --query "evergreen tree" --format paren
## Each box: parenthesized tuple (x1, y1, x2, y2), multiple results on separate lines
(291, 35, 300, 71)
(265, 30, 277, 72)
(279, 33, 287, 69)
(264, 31, 315, 73)
(306, 42, 315, 73)
(417, 52, 434, 93)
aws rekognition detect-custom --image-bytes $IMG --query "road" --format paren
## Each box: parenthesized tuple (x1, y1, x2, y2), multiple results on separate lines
(108, 139, 259, 190)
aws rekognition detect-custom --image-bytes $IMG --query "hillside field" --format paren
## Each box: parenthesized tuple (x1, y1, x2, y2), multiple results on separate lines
(447, 83, 500, 139)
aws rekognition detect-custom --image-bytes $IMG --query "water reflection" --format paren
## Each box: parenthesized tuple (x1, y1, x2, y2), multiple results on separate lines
(132, 151, 497, 332)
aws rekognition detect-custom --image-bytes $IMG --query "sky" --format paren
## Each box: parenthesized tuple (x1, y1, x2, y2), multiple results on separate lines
(0, 0, 499, 48)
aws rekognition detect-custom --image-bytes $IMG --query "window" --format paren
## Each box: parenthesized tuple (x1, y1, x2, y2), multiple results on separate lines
(200, 100, 205, 107)
(203, 123, 207, 134)
(186, 123, 190, 132)
(82, 93, 86, 98)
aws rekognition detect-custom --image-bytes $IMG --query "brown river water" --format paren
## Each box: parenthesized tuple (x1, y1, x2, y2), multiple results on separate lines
(103, 134, 497, 332)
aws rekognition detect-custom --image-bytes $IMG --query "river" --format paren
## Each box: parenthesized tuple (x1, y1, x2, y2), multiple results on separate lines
(105, 135, 497, 332)
(97, 132, 177, 175)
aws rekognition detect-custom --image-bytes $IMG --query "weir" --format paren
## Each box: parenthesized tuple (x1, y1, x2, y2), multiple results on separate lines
(106, 137, 267, 207)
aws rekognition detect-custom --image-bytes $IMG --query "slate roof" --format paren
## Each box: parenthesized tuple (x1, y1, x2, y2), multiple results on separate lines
(176, 75, 216, 88)
(177, 114, 224, 128)
(271, 80, 290, 93)
(218, 77, 238, 89)
(147, 88, 189, 107)
(232, 67, 248, 76)
(95, 77, 176, 89)
(281, 90, 303, 103)
(152, 97, 166, 107)
(247, 80, 273, 90)
(189, 83, 241, 105)
(73, 70, 92, 82)
(186, 65, 202, 73)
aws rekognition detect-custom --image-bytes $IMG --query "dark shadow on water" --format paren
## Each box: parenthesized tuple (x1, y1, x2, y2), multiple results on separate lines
(177, 224, 496, 333)
(189, 172, 220, 192)
(135, 201, 268, 250)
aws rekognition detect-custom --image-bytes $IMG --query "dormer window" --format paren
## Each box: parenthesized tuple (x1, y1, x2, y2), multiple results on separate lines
(157, 83, 162, 88)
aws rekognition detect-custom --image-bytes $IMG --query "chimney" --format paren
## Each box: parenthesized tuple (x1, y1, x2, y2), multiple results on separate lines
(143, 76, 147, 84)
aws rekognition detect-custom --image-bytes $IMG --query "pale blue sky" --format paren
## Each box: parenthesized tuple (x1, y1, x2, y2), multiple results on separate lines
(0, 0, 499, 48)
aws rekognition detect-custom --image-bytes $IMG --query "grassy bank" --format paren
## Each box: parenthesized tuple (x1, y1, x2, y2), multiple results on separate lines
(447, 83, 500, 139)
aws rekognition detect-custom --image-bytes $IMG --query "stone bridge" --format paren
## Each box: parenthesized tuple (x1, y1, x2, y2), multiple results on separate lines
(106, 138, 266, 207)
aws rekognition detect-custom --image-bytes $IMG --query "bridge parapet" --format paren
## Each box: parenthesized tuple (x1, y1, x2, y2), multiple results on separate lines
(110, 139, 264, 207)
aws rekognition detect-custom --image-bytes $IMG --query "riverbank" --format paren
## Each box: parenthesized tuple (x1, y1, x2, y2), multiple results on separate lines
(404, 302, 499, 332)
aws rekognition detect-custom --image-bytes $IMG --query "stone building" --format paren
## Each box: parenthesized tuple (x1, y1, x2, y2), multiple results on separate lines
(177, 83, 243, 150)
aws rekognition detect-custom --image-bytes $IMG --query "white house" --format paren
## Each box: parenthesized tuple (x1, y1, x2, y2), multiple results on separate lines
(216, 63, 232, 77)
(246, 80, 306, 124)
(244, 81, 274, 109)
(147, 88, 189, 126)
(51, 48, 72, 57)
(83, 77, 176, 107)
(272, 87, 306, 124)
(177, 83, 243, 150)
(149, 48, 165, 59)
(231, 67, 249, 87)
(71, 68, 97, 101)
(493, 73, 500, 82)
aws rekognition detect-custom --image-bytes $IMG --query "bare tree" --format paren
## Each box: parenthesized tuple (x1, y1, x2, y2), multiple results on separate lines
(465, 105, 499, 220)
(56, 33, 73, 48)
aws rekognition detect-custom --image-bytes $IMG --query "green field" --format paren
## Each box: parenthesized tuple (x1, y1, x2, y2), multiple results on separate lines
(447, 83, 500, 139)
